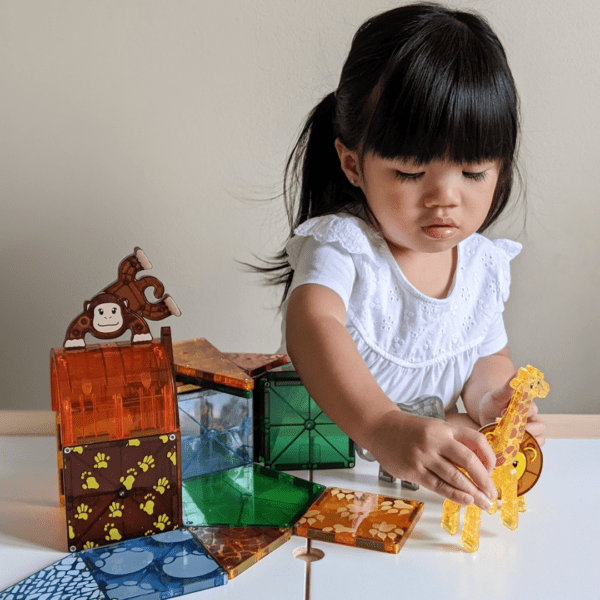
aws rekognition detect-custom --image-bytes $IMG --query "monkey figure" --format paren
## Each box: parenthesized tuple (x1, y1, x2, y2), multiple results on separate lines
(103, 247, 181, 320)
(63, 292, 153, 348)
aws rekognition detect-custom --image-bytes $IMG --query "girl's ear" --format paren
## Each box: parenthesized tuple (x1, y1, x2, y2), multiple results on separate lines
(335, 139, 362, 186)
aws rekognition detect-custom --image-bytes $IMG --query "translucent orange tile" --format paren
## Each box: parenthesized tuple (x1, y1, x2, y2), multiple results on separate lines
(293, 487, 423, 554)
(189, 526, 291, 579)
(51, 339, 178, 447)
(173, 339, 254, 392)
(223, 353, 290, 378)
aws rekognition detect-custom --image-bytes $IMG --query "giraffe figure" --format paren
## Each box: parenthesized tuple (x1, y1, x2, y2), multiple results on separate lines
(441, 365, 549, 552)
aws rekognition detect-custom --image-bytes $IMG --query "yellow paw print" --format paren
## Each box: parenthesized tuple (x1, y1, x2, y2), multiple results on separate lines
(154, 514, 171, 531)
(68, 523, 75, 539)
(167, 450, 177, 466)
(380, 500, 413, 515)
(368, 521, 405, 541)
(128, 439, 141, 447)
(153, 477, 170, 495)
(75, 503, 92, 520)
(82, 540, 98, 549)
(120, 468, 137, 490)
(72, 446, 84, 454)
(297, 510, 325, 527)
(94, 452, 110, 469)
(104, 523, 122, 542)
(330, 488, 354, 501)
(138, 455, 155, 472)
(159, 435, 169, 444)
(81, 471, 99, 490)
(140, 494, 155, 515)
(144, 530, 154, 536)
(109, 501, 124, 518)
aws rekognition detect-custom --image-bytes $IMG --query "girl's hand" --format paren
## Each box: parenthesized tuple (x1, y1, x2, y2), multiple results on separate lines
(478, 376, 546, 446)
(367, 409, 498, 509)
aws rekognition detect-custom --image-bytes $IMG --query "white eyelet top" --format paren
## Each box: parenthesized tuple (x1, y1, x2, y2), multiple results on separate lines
(280, 213, 521, 409)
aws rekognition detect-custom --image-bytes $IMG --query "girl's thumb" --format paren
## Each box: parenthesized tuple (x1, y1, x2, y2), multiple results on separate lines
(496, 373, 517, 415)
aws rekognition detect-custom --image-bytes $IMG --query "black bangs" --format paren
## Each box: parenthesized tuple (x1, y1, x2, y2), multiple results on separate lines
(364, 14, 518, 165)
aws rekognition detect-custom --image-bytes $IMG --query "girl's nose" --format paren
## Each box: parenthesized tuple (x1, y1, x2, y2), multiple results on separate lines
(423, 183, 460, 208)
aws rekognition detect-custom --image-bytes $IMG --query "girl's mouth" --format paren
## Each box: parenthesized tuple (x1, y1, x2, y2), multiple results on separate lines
(422, 221, 458, 239)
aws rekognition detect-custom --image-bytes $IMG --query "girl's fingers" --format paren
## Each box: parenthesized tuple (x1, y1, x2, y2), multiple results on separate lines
(422, 470, 475, 507)
(452, 428, 497, 473)
(442, 444, 497, 506)
(421, 459, 493, 510)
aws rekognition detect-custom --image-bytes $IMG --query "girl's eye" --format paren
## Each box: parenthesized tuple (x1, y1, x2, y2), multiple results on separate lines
(463, 170, 488, 182)
(396, 171, 422, 182)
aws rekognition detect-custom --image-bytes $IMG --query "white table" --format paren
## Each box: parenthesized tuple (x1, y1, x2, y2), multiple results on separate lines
(0, 414, 598, 600)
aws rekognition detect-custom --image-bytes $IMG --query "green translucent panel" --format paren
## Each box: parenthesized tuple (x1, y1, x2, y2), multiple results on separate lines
(266, 425, 355, 471)
(181, 464, 325, 528)
(255, 366, 355, 470)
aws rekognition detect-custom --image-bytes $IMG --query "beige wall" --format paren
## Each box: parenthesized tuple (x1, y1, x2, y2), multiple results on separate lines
(1, 0, 599, 414)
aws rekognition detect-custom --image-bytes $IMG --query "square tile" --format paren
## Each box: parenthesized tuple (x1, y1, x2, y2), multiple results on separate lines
(293, 487, 423, 553)
(178, 387, 252, 479)
(62, 432, 181, 551)
(81, 529, 227, 599)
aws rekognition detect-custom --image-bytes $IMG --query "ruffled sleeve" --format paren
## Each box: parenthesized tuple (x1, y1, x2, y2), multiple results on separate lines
(286, 214, 380, 269)
(492, 238, 522, 303)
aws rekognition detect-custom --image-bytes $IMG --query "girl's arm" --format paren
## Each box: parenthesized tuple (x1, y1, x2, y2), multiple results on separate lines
(286, 283, 498, 509)
(460, 347, 546, 445)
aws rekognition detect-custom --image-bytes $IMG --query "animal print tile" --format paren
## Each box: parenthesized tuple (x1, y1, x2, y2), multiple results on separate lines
(293, 487, 423, 554)
(0, 554, 103, 600)
(62, 432, 181, 551)
(189, 526, 291, 579)
(80, 529, 227, 599)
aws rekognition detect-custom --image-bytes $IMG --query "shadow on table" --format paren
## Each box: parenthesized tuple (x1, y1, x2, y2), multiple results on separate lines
(0, 497, 65, 551)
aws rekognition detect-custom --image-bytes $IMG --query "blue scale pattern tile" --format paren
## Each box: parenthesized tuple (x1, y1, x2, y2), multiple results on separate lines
(80, 528, 227, 599)
(0, 553, 104, 600)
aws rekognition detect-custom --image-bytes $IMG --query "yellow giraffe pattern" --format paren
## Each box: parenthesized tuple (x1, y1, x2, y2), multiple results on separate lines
(441, 365, 549, 552)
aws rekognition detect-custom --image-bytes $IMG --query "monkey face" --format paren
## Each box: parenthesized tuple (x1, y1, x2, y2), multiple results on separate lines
(93, 302, 124, 333)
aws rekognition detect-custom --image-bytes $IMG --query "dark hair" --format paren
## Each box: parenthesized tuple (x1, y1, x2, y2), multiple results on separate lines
(257, 2, 520, 299)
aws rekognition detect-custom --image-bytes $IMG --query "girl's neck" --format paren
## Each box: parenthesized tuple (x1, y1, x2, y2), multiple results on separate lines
(386, 240, 458, 299)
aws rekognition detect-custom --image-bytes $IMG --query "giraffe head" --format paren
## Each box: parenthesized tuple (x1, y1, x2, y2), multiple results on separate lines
(510, 365, 549, 400)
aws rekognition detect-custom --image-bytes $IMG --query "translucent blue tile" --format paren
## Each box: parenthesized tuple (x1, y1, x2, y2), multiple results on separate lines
(0, 554, 103, 600)
(178, 388, 252, 479)
(80, 528, 227, 599)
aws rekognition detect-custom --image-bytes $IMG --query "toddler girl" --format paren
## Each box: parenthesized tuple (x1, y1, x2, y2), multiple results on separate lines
(262, 3, 544, 509)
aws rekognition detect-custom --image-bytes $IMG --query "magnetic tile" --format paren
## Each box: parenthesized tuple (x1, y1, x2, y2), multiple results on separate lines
(62, 432, 181, 551)
(178, 388, 252, 479)
(293, 487, 424, 554)
(223, 353, 290, 378)
(181, 464, 325, 528)
(51, 340, 178, 447)
(0, 554, 103, 600)
(80, 529, 227, 599)
(254, 365, 355, 470)
(189, 526, 291, 579)
(173, 339, 254, 392)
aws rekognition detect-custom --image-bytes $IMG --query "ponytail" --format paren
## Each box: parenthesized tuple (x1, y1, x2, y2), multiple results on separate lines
(252, 91, 362, 299)
(284, 92, 361, 231)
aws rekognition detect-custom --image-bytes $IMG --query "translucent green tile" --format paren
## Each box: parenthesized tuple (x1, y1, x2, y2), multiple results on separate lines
(255, 366, 355, 470)
(181, 464, 325, 528)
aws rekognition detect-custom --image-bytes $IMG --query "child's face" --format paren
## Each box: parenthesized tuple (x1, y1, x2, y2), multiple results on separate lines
(357, 153, 500, 255)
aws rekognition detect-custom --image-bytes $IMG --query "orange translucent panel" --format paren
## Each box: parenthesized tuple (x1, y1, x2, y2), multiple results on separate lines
(223, 353, 290, 378)
(190, 526, 291, 579)
(173, 339, 254, 391)
(294, 487, 423, 554)
(51, 339, 178, 447)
